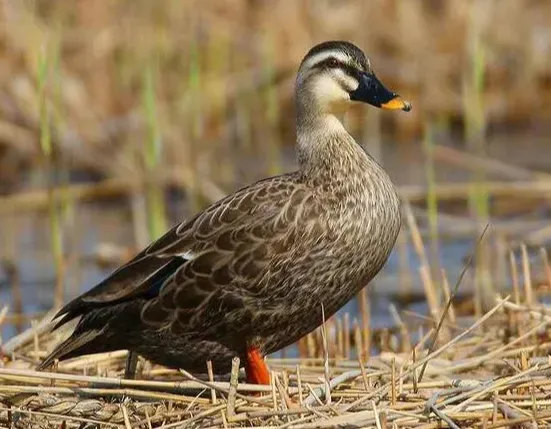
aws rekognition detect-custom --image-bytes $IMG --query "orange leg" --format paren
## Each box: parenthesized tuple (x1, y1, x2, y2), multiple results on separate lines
(245, 346, 270, 385)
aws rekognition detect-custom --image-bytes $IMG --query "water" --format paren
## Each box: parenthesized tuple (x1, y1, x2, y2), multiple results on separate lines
(0, 185, 472, 343)
(1, 128, 549, 345)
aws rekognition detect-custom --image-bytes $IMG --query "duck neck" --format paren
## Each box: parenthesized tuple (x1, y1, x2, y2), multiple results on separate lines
(296, 107, 381, 185)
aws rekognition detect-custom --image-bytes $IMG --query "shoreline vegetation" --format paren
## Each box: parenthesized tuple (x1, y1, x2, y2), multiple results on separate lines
(0, 0, 551, 427)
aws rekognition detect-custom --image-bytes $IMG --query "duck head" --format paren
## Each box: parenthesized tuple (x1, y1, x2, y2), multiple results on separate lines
(296, 41, 411, 116)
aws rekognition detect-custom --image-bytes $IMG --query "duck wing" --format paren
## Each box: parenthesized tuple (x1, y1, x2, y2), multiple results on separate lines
(52, 173, 315, 336)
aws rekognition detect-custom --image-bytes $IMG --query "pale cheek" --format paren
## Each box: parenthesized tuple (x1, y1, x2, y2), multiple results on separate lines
(333, 68, 359, 93)
(342, 76, 359, 93)
(313, 77, 350, 108)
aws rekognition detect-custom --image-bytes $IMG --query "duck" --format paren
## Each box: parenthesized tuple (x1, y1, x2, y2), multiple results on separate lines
(39, 41, 411, 384)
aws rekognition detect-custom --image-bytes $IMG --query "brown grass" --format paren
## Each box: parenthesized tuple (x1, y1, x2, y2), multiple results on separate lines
(1, 2, 551, 427)
(0, 0, 550, 189)
(1, 291, 551, 427)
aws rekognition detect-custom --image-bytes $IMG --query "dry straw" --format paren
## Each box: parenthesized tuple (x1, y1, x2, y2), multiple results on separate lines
(0, 289, 550, 427)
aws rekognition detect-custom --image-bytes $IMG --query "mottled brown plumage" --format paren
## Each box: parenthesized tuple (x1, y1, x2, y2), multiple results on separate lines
(39, 41, 411, 377)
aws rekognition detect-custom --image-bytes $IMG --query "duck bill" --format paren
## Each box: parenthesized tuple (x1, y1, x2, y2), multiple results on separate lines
(350, 72, 412, 112)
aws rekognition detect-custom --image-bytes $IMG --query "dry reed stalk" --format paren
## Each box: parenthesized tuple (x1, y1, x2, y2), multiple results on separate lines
(0, 306, 9, 332)
(144, 408, 153, 429)
(414, 327, 435, 355)
(418, 225, 487, 383)
(2, 311, 46, 325)
(390, 358, 396, 406)
(271, 372, 284, 411)
(226, 357, 240, 420)
(336, 317, 344, 359)
(524, 224, 551, 246)
(296, 364, 304, 409)
(358, 358, 369, 392)
(423, 120, 441, 277)
(275, 373, 293, 411)
(396, 231, 413, 295)
(326, 318, 335, 360)
(371, 400, 382, 429)
(0, 167, 226, 216)
(1, 2, 550, 161)
(440, 269, 456, 324)
(0, 406, 122, 428)
(403, 202, 430, 269)
(404, 201, 441, 322)
(540, 248, 551, 287)
(0, 384, 210, 403)
(320, 305, 331, 405)
(449, 365, 541, 413)
(509, 249, 522, 337)
(400, 180, 551, 204)
(3, 234, 551, 426)
(353, 320, 363, 362)
(358, 288, 370, 359)
(494, 234, 508, 294)
(433, 317, 551, 375)
(0, 366, 290, 396)
(61, 350, 128, 370)
(434, 145, 551, 182)
(428, 404, 462, 429)
(306, 332, 316, 358)
(1, 309, 58, 355)
(270, 370, 277, 410)
(344, 312, 351, 360)
(520, 243, 534, 307)
(482, 410, 551, 429)
(130, 191, 149, 251)
(121, 403, 132, 429)
(420, 265, 439, 321)
(167, 400, 246, 429)
(501, 301, 551, 320)
(2, 176, 550, 219)
(282, 370, 289, 393)
(207, 360, 217, 404)
(497, 399, 534, 429)
(395, 298, 508, 391)
(388, 304, 411, 353)
(492, 394, 499, 425)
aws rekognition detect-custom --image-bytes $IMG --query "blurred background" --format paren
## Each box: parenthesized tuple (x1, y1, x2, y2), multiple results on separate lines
(0, 0, 551, 354)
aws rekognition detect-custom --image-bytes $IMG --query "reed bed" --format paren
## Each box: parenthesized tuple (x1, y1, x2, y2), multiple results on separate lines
(1, 1, 551, 428)
(1, 0, 551, 191)
(1, 269, 551, 428)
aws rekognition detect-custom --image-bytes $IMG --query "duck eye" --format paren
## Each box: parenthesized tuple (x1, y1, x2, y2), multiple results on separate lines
(327, 58, 339, 68)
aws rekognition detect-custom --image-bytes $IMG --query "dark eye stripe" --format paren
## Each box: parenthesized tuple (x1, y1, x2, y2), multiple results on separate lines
(341, 64, 361, 79)
(314, 58, 361, 79)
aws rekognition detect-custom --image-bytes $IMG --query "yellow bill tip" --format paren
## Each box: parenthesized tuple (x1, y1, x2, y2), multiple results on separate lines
(381, 97, 412, 112)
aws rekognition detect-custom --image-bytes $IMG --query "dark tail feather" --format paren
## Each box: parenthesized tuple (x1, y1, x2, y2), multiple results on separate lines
(50, 312, 76, 332)
(37, 329, 102, 370)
